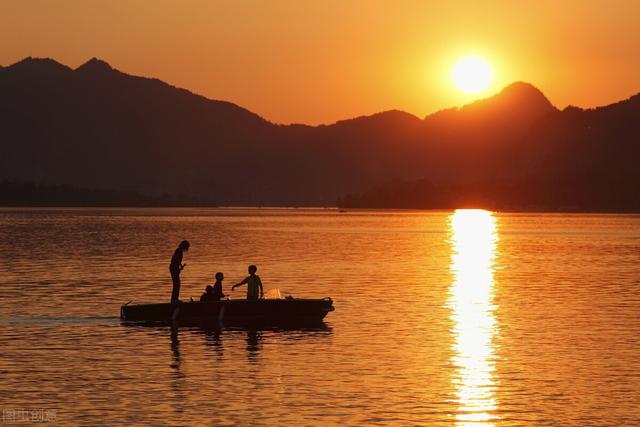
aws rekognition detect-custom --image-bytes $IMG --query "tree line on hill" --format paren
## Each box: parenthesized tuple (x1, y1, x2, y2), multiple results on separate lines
(0, 181, 217, 207)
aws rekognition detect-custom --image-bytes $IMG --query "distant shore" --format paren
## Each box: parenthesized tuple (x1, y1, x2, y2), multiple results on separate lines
(1, 205, 639, 214)
(0, 181, 218, 208)
(2, 180, 638, 212)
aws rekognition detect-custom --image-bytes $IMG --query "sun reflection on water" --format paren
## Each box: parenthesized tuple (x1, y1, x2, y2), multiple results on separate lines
(448, 209, 499, 426)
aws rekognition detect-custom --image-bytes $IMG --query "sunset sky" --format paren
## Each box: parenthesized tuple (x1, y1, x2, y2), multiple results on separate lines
(2, 0, 639, 125)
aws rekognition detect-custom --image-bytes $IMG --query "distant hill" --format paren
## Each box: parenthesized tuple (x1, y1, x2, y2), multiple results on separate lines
(1, 57, 638, 210)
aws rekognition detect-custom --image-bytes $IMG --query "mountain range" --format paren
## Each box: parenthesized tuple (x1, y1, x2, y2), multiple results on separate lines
(1, 57, 638, 210)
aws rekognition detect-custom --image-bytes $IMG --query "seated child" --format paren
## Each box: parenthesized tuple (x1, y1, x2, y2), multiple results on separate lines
(200, 272, 226, 302)
(200, 285, 215, 302)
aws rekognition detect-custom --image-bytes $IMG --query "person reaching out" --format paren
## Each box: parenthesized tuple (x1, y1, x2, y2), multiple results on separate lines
(232, 265, 263, 300)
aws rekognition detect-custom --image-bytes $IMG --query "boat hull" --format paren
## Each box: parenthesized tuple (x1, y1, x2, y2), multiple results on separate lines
(120, 298, 335, 326)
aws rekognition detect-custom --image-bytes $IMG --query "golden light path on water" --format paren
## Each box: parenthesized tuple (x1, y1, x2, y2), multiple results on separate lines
(448, 209, 499, 426)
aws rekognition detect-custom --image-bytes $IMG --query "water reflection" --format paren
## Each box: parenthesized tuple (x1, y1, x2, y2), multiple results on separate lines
(448, 209, 499, 426)
(169, 326, 187, 415)
(122, 322, 332, 363)
(201, 325, 225, 360)
(246, 330, 262, 363)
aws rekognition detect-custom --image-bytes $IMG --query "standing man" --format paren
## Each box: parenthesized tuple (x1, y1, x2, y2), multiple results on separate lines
(170, 240, 190, 302)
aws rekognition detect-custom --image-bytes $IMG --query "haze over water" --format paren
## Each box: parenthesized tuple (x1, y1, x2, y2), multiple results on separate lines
(0, 208, 638, 425)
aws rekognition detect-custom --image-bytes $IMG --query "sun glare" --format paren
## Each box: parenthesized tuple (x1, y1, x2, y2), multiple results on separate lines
(452, 56, 492, 93)
(448, 209, 499, 426)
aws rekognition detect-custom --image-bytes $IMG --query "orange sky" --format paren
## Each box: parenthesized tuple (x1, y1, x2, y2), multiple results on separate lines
(1, 0, 639, 125)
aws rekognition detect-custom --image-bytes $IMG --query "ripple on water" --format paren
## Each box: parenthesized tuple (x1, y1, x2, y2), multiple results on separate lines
(0, 208, 638, 425)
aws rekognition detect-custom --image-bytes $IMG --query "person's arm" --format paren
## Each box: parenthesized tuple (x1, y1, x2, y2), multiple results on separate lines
(258, 277, 264, 299)
(231, 277, 248, 291)
(171, 250, 185, 270)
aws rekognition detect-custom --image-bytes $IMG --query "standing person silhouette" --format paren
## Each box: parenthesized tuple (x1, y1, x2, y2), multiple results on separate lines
(232, 265, 263, 300)
(170, 240, 190, 302)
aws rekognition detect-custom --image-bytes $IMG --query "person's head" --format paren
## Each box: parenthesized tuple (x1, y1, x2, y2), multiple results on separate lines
(248, 265, 257, 275)
(179, 240, 190, 251)
(215, 272, 224, 282)
(205, 285, 214, 294)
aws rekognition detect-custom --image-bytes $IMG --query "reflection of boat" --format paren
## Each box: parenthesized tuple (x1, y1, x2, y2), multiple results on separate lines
(120, 298, 335, 326)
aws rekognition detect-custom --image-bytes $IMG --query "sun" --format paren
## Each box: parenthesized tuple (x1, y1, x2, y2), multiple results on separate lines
(452, 56, 492, 93)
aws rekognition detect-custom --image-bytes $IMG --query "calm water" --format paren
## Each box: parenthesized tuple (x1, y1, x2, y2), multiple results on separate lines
(0, 208, 639, 426)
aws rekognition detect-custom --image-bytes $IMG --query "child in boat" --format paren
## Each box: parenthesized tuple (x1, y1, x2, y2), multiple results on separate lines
(232, 265, 263, 300)
(200, 285, 215, 302)
(200, 272, 226, 302)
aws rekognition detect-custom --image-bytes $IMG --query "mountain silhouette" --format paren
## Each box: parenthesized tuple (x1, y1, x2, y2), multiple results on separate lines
(1, 57, 638, 210)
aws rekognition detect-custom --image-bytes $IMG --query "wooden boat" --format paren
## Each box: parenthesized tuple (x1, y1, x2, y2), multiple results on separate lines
(120, 297, 335, 326)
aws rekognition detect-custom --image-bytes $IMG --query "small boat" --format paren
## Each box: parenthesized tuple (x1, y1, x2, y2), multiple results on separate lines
(120, 297, 335, 326)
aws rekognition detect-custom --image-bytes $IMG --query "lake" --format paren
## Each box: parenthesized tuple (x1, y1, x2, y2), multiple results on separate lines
(0, 208, 638, 425)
